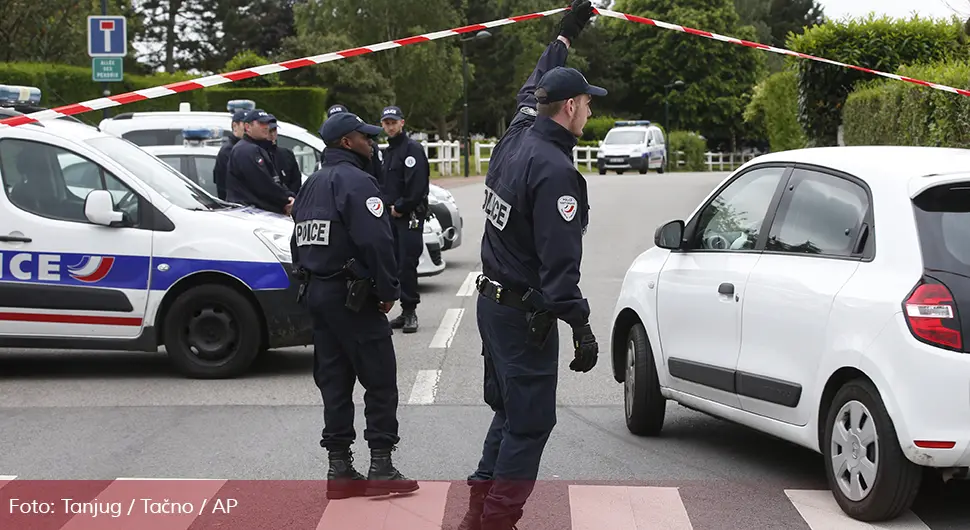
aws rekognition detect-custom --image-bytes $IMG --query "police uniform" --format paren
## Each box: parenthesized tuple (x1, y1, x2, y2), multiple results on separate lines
(379, 105, 430, 334)
(225, 109, 294, 213)
(323, 104, 384, 184)
(213, 109, 247, 200)
(460, 2, 599, 529)
(291, 111, 418, 500)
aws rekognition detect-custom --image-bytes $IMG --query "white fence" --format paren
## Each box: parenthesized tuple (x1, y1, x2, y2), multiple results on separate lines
(377, 140, 760, 175)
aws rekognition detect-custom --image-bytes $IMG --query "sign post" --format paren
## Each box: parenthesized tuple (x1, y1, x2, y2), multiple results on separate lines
(88, 12, 127, 118)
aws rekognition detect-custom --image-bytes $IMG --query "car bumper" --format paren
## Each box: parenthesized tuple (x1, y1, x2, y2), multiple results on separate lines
(252, 264, 314, 349)
(429, 201, 462, 250)
(418, 239, 446, 277)
(598, 156, 648, 170)
(862, 313, 970, 468)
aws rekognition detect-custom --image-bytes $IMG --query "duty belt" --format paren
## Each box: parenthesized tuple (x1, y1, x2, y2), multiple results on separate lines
(475, 274, 533, 312)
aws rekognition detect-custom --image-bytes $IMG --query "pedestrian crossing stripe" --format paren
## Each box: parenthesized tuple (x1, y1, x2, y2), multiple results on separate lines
(0, 477, 943, 529)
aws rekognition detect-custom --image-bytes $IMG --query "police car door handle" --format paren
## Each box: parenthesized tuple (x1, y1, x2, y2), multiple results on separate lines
(0, 235, 31, 243)
(718, 282, 734, 296)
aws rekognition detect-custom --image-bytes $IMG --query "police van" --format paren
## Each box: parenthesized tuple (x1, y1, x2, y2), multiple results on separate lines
(0, 87, 312, 379)
(139, 127, 447, 277)
(98, 102, 463, 252)
(595, 120, 668, 175)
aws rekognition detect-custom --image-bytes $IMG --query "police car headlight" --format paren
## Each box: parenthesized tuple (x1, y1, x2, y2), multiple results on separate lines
(254, 228, 292, 263)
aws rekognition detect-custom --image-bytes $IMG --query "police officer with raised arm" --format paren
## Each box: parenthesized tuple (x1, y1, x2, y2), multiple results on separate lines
(459, 2, 599, 529)
(325, 104, 384, 184)
(290, 111, 418, 500)
(226, 109, 295, 214)
(380, 105, 430, 334)
(213, 109, 246, 200)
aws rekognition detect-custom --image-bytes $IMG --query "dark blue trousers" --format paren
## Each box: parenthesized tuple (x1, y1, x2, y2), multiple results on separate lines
(471, 294, 560, 524)
(308, 279, 401, 450)
(391, 217, 423, 311)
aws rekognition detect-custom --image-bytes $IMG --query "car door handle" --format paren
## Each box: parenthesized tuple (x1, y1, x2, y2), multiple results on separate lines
(0, 235, 31, 243)
(718, 282, 734, 295)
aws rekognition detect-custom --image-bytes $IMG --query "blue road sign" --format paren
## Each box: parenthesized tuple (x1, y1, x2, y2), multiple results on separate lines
(88, 16, 127, 57)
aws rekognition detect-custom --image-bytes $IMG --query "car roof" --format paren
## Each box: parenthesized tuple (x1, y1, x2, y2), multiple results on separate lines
(142, 144, 221, 155)
(747, 146, 970, 184)
(100, 110, 313, 134)
(0, 112, 114, 143)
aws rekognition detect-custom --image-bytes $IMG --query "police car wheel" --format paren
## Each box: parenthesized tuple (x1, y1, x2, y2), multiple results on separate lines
(821, 379, 922, 522)
(624, 322, 666, 436)
(162, 285, 262, 379)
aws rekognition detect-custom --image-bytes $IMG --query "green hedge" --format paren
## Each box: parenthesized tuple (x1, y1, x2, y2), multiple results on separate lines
(669, 131, 706, 171)
(843, 60, 970, 147)
(744, 69, 808, 152)
(787, 15, 968, 147)
(0, 62, 328, 132)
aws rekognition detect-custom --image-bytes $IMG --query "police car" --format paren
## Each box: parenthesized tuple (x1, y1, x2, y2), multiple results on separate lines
(139, 127, 447, 277)
(596, 120, 667, 175)
(98, 104, 463, 251)
(0, 87, 312, 379)
(611, 146, 970, 521)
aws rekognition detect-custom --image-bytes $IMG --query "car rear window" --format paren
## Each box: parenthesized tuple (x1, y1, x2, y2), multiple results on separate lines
(912, 183, 970, 272)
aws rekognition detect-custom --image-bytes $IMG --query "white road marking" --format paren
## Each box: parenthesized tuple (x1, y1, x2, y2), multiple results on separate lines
(316, 481, 451, 529)
(456, 271, 481, 296)
(408, 370, 441, 405)
(429, 308, 464, 348)
(0, 475, 16, 480)
(784, 490, 931, 529)
(117, 477, 223, 481)
(569, 485, 694, 530)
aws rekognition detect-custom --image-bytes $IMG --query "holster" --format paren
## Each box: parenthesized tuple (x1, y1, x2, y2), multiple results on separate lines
(294, 266, 310, 304)
(344, 278, 372, 312)
(526, 310, 555, 349)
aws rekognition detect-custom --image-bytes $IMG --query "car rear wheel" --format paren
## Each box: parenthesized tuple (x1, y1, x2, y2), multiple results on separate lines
(822, 379, 922, 521)
(162, 284, 263, 379)
(624, 322, 666, 436)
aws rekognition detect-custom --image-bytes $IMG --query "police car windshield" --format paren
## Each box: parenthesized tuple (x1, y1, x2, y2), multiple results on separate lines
(85, 136, 223, 210)
(605, 131, 645, 145)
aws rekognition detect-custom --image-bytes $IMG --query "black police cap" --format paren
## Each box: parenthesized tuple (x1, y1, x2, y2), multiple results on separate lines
(318, 112, 382, 143)
(535, 67, 607, 104)
(327, 104, 348, 117)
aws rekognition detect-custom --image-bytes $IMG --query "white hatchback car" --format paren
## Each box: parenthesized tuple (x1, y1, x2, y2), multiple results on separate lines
(610, 146, 970, 522)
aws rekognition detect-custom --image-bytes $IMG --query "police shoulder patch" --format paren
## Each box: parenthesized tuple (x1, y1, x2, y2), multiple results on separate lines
(558, 195, 578, 222)
(405, 156, 416, 168)
(366, 196, 384, 217)
(519, 106, 537, 116)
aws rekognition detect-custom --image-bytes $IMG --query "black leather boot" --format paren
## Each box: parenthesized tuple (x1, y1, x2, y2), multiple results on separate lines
(455, 481, 491, 530)
(365, 447, 420, 496)
(325, 448, 367, 500)
(402, 310, 418, 334)
(389, 313, 405, 329)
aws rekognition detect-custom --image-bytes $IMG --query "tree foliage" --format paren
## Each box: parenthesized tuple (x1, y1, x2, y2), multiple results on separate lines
(608, 0, 767, 150)
(787, 14, 969, 147)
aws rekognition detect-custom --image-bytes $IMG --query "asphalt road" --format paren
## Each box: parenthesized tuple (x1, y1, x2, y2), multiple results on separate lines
(1, 171, 969, 530)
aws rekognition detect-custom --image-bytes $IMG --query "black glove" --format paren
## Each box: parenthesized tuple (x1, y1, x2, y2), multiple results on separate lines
(559, 0, 594, 41)
(570, 323, 598, 373)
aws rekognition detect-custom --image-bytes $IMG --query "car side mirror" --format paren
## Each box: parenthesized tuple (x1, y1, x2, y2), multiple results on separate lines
(655, 220, 685, 250)
(84, 189, 124, 227)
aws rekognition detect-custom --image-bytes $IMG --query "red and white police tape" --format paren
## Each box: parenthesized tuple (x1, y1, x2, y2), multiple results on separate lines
(1, 5, 968, 129)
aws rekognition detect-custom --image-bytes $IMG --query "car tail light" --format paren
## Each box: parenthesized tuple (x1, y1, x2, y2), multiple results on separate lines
(904, 279, 962, 350)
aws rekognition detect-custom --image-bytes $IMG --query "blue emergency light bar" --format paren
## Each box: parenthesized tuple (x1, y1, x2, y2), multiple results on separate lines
(182, 127, 221, 140)
(614, 120, 651, 127)
(226, 99, 255, 113)
(0, 85, 41, 106)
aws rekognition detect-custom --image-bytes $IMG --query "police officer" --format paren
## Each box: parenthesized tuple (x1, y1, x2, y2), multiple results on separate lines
(213, 109, 246, 200)
(291, 110, 418, 500)
(380, 105, 430, 334)
(226, 108, 295, 215)
(325, 104, 383, 184)
(459, 2, 599, 529)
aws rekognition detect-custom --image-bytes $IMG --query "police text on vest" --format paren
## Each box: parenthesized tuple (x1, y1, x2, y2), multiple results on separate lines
(295, 220, 331, 246)
(483, 186, 511, 231)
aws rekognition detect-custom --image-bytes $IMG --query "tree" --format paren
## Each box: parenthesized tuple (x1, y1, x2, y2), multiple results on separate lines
(133, 0, 221, 72)
(609, 0, 767, 150)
